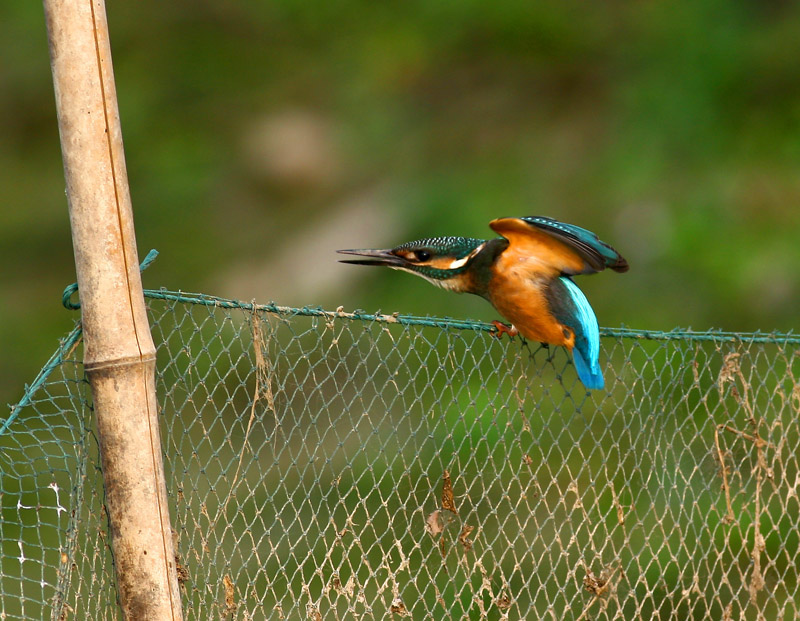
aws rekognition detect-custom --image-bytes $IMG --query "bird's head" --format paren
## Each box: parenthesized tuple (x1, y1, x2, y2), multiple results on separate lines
(338, 236, 491, 292)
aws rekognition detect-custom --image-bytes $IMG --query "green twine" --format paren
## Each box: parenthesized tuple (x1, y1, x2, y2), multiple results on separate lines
(3, 250, 162, 436)
(141, 288, 800, 345)
(62, 248, 159, 310)
(2, 323, 83, 436)
(5, 248, 799, 437)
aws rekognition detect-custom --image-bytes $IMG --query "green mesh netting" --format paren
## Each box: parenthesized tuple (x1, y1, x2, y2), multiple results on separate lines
(2, 289, 799, 619)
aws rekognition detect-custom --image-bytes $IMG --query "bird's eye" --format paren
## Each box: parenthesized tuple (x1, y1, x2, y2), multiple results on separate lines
(414, 250, 431, 262)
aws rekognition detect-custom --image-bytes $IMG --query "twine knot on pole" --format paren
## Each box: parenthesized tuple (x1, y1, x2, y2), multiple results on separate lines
(62, 249, 159, 310)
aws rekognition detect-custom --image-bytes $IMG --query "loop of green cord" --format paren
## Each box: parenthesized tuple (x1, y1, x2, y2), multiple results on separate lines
(62, 248, 159, 310)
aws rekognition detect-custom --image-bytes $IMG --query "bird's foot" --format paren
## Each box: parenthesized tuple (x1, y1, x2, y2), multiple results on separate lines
(490, 321, 519, 339)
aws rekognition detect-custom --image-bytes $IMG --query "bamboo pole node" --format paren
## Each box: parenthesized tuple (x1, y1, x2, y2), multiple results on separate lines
(43, 0, 183, 618)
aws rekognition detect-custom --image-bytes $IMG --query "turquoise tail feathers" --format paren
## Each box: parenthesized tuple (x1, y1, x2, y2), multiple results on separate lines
(572, 345, 605, 390)
(559, 277, 604, 390)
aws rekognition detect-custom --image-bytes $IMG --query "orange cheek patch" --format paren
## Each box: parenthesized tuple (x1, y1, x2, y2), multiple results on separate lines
(393, 254, 453, 270)
(428, 256, 458, 270)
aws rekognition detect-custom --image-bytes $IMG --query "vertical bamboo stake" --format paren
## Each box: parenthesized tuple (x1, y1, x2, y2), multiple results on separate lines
(43, 0, 183, 619)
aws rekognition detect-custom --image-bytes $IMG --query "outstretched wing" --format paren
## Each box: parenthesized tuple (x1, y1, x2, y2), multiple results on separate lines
(489, 216, 629, 276)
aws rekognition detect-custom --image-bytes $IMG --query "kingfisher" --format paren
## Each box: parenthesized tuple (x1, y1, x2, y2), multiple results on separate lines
(338, 216, 628, 390)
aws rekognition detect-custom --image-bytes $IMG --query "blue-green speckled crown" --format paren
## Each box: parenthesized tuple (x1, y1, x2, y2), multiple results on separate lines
(392, 236, 486, 280)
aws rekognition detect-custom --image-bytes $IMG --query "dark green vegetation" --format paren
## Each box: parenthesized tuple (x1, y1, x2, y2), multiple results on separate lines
(3, 5, 800, 615)
(2, 0, 800, 407)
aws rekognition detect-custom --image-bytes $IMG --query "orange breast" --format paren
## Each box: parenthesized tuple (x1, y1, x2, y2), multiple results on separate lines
(488, 251, 574, 347)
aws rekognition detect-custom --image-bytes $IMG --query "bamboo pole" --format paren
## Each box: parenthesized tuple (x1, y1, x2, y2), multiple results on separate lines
(43, 1, 183, 619)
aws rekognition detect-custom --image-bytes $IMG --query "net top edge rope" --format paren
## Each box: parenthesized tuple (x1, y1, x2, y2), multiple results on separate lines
(142, 288, 800, 345)
(58, 251, 799, 345)
(5, 281, 797, 437)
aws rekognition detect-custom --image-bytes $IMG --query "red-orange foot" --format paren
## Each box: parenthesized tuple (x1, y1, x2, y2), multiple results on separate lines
(491, 321, 519, 339)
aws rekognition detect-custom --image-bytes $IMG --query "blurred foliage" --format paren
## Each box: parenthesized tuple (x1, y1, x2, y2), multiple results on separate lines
(2, 0, 799, 405)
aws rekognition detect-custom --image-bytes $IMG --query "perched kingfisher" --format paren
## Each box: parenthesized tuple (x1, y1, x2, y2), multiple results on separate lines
(338, 216, 628, 390)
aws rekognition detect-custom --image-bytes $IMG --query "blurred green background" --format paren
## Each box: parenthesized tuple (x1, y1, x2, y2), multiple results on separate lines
(2, 0, 799, 406)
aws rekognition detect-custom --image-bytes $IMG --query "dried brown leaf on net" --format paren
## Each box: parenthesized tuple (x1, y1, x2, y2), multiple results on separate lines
(175, 556, 189, 587)
(390, 598, 409, 616)
(458, 524, 475, 552)
(328, 574, 355, 598)
(715, 350, 769, 603)
(576, 564, 625, 621)
(441, 470, 457, 514)
(426, 509, 444, 537)
(223, 574, 236, 616)
(307, 606, 322, 621)
(495, 592, 512, 610)
(582, 563, 621, 598)
(717, 352, 741, 389)
(583, 569, 610, 597)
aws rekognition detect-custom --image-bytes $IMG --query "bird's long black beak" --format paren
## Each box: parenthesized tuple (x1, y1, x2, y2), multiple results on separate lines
(337, 248, 405, 267)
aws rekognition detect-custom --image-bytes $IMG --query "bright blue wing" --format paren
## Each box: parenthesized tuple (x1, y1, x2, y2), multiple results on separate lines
(559, 277, 604, 390)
